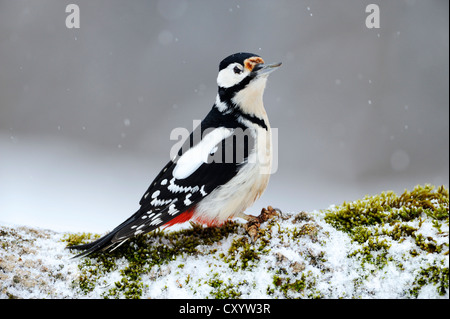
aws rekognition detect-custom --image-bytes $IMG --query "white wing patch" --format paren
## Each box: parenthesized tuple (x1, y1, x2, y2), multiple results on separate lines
(172, 127, 233, 179)
(200, 185, 207, 196)
(184, 193, 193, 206)
(150, 190, 172, 206)
(168, 177, 200, 193)
(168, 202, 179, 216)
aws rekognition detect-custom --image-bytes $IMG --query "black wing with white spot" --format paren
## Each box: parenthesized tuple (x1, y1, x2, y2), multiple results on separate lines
(69, 108, 254, 257)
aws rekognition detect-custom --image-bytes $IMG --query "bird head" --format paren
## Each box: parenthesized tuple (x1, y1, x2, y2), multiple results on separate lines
(217, 52, 281, 90)
(216, 52, 281, 114)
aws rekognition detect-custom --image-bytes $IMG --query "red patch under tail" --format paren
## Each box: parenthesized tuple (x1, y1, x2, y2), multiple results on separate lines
(163, 206, 227, 228)
(163, 207, 195, 227)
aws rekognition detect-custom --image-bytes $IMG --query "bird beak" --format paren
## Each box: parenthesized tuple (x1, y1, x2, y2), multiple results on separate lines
(255, 62, 282, 76)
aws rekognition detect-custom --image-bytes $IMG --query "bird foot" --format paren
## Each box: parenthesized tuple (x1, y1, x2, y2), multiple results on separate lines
(244, 206, 281, 242)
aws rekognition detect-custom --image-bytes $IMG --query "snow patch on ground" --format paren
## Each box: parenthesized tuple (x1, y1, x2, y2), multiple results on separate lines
(1, 199, 448, 299)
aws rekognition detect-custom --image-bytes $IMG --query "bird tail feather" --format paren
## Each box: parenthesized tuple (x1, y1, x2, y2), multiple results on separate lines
(67, 210, 141, 258)
(67, 231, 118, 258)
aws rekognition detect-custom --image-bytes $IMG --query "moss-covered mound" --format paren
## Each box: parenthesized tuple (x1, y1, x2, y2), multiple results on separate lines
(62, 184, 448, 299)
(0, 184, 448, 299)
(324, 184, 448, 297)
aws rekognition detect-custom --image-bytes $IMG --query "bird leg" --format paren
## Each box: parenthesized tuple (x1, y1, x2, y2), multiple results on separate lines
(238, 206, 281, 242)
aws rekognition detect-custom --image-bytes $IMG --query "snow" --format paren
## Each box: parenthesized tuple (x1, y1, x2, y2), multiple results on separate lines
(1, 204, 448, 299)
(0, 225, 79, 298)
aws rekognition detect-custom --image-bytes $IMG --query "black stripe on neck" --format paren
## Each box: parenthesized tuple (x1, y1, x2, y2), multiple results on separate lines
(218, 74, 255, 103)
(209, 104, 268, 131)
(237, 111, 268, 130)
(216, 77, 268, 131)
(214, 98, 268, 131)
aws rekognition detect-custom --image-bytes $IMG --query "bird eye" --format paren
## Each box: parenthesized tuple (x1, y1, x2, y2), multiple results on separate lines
(233, 66, 242, 74)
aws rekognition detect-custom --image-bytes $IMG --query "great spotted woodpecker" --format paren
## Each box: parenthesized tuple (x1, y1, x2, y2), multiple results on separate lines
(70, 52, 281, 257)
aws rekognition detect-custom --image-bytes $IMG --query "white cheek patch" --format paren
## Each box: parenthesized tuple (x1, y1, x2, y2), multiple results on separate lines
(216, 63, 248, 88)
(173, 127, 233, 179)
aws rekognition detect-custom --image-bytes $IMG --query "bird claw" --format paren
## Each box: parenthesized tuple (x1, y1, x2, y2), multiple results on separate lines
(244, 206, 281, 242)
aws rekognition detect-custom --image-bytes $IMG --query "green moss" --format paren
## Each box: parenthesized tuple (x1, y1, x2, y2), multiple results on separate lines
(409, 260, 449, 297)
(207, 273, 245, 299)
(62, 232, 100, 247)
(325, 184, 448, 233)
(324, 184, 449, 297)
(291, 223, 321, 242)
(68, 210, 326, 298)
(324, 185, 448, 253)
(64, 185, 447, 299)
(270, 271, 320, 298)
(220, 237, 260, 271)
(348, 236, 391, 268)
(69, 221, 240, 298)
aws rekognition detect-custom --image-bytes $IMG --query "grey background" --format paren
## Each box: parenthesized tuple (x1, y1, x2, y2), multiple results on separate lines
(0, 0, 448, 232)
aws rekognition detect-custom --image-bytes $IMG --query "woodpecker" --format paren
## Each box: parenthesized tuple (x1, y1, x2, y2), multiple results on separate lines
(70, 52, 281, 257)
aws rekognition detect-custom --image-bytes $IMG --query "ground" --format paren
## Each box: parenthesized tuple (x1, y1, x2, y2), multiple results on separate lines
(0, 184, 448, 299)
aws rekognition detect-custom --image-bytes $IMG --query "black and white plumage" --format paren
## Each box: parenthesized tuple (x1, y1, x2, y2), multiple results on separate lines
(70, 52, 281, 257)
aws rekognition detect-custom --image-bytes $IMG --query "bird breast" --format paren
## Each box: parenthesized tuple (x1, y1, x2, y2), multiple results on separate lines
(194, 123, 272, 225)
